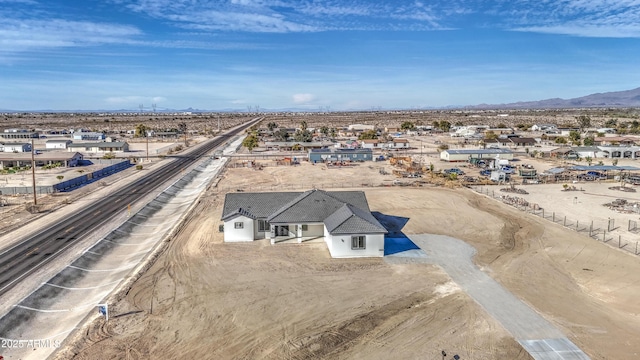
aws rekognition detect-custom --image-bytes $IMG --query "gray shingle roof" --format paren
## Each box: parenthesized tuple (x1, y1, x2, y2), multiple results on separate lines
(267, 189, 369, 224)
(222, 192, 302, 220)
(221, 189, 386, 235)
(324, 203, 387, 234)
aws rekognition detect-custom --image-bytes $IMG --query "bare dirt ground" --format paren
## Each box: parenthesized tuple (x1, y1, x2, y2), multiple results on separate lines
(55, 158, 640, 360)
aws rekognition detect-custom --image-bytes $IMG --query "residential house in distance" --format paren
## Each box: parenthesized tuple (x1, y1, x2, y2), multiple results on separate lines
(348, 124, 375, 131)
(0, 152, 83, 169)
(390, 138, 410, 149)
(440, 148, 514, 162)
(221, 189, 387, 258)
(72, 131, 106, 141)
(0, 129, 39, 140)
(530, 124, 557, 132)
(0, 142, 32, 153)
(361, 139, 386, 149)
(308, 148, 373, 163)
(68, 142, 129, 153)
(46, 139, 73, 150)
(593, 136, 638, 146)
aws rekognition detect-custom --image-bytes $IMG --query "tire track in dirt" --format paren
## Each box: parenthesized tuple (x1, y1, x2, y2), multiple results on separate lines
(277, 291, 434, 360)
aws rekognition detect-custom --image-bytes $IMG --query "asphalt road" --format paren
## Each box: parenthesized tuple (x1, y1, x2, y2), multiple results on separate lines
(0, 118, 259, 298)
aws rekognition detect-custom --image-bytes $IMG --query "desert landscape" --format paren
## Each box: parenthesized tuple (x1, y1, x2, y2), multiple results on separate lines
(0, 112, 639, 359)
(46, 151, 640, 360)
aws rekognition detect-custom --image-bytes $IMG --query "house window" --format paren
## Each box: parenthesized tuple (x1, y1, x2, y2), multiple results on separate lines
(234, 222, 244, 229)
(258, 220, 270, 232)
(351, 236, 366, 250)
(301, 224, 308, 231)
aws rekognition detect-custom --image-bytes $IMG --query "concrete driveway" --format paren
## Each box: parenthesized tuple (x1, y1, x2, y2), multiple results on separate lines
(407, 234, 590, 360)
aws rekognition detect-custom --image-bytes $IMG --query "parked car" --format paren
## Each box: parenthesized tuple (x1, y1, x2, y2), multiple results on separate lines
(500, 166, 515, 174)
(480, 169, 492, 176)
(444, 168, 465, 175)
(579, 171, 606, 181)
(586, 171, 606, 179)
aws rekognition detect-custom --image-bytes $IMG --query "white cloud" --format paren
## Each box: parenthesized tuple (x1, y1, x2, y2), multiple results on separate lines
(292, 93, 316, 104)
(500, 1, 640, 38)
(0, 18, 142, 52)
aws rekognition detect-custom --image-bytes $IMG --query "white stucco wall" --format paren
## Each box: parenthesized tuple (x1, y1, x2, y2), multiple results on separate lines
(302, 223, 324, 237)
(253, 220, 270, 239)
(46, 142, 70, 150)
(326, 233, 384, 258)
(224, 215, 255, 242)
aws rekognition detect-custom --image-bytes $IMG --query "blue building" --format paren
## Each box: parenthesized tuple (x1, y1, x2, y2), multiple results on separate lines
(308, 148, 373, 163)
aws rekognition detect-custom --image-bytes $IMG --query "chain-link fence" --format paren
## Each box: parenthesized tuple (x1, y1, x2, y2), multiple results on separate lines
(472, 186, 640, 256)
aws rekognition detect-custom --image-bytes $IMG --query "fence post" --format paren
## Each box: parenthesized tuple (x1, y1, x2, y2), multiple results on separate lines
(576, 220, 579, 231)
(603, 230, 606, 242)
(542, 209, 545, 218)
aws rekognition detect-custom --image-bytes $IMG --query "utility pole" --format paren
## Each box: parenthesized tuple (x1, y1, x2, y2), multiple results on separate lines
(146, 130, 149, 162)
(31, 139, 37, 205)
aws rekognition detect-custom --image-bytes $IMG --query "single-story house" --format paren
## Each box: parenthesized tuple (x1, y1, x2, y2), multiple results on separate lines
(361, 139, 386, 149)
(72, 132, 106, 141)
(0, 130, 39, 140)
(221, 189, 387, 258)
(391, 138, 410, 149)
(594, 136, 638, 146)
(308, 148, 373, 162)
(530, 124, 557, 132)
(507, 137, 537, 147)
(1, 142, 32, 153)
(67, 142, 129, 153)
(348, 124, 375, 131)
(440, 148, 514, 162)
(46, 139, 73, 150)
(0, 152, 83, 169)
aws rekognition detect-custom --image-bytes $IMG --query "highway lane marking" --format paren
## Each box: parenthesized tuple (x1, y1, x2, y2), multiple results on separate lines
(69, 264, 136, 272)
(64, 226, 75, 234)
(24, 247, 39, 257)
(43, 279, 121, 290)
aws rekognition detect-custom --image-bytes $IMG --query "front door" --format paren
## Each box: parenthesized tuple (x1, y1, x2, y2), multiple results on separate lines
(278, 225, 289, 236)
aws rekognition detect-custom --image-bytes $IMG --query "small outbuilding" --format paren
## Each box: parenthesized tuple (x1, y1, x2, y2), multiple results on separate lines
(68, 142, 129, 153)
(308, 148, 373, 163)
(440, 148, 514, 162)
(46, 139, 73, 150)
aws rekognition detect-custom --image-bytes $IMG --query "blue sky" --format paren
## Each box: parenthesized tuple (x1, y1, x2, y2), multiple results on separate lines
(2, 0, 640, 111)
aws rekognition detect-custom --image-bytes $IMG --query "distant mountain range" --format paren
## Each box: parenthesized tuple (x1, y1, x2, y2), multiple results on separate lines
(468, 87, 640, 109)
(2, 87, 640, 113)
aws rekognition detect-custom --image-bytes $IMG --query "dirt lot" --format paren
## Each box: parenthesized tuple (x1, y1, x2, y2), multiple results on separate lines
(49, 157, 640, 360)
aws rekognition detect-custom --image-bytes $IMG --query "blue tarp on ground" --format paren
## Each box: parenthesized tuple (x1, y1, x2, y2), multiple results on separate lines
(384, 235, 420, 255)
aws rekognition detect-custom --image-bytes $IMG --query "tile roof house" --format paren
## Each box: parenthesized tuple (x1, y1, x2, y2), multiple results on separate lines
(221, 189, 387, 258)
